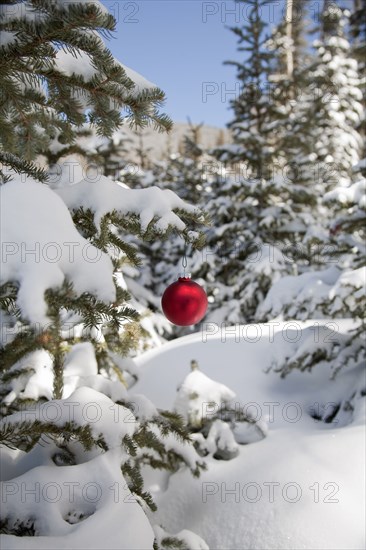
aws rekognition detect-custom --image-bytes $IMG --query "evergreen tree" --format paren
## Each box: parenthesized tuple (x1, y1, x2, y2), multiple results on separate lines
(134, 128, 153, 171)
(0, 1, 208, 545)
(190, 171, 292, 323)
(313, 2, 363, 185)
(157, 120, 207, 203)
(0, 0, 171, 182)
(92, 130, 134, 182)
(285, 2, 363, 191)
(264, 0, 329, 270)
(219, 0, 277, 180)
(195, 1, 322, 323)
(257, 173, 365, 379)
(265, 0, 310, 180)
(264, 1, 364, 272)
(256, 1, 365, 377)
(349, 0, 366, 167)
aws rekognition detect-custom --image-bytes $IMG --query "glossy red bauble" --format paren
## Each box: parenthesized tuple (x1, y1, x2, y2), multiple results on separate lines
(161, 277, 208, 326)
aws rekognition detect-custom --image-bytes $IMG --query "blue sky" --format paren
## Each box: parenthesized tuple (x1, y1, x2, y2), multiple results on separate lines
(101, 1, 318, 128)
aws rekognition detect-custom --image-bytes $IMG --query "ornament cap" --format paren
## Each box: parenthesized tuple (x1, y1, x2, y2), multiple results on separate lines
(178, 272, 191, 279)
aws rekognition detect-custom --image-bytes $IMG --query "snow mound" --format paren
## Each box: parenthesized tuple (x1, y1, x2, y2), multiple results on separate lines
(0, 386, 156, 549)
(174, 368, 235, 426)
(0, 448, 154, 549)
(133, 325, 365, 549)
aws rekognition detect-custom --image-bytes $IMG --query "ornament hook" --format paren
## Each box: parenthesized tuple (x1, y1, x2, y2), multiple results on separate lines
(182, 245, 188, 277)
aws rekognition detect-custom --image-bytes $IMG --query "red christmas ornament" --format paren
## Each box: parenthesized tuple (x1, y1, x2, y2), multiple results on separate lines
(162, 277, 208, 326)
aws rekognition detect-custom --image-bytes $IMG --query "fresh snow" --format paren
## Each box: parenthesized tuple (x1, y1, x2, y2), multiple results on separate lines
(1, 448, 155, 549)
(0, 371, 203, 549)
(133, 326, 365, 550)
(257, 266, 366, 320)
(0, 30, 16, 47)
(54, 50, 156, 93)
(55, 175, 198, 231)
(325, 177, 366, 207)
(55, 50, 98, 80)
(0, 387, 157, 548)
(121, 62, 157, 93)
(174, 369, 235, 426)
(0, 178, 115, 324)
(1, 386, 137, 448)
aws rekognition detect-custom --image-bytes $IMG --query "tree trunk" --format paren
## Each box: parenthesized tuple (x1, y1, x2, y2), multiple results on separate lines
(285, 0, 294, 77)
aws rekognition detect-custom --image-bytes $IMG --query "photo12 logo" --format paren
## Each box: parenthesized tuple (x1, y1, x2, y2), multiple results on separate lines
(201, 1, 324, 24)
(202, 481, 340, 504)
(104, 1, 140, 23)
(201, 321, 340, 345)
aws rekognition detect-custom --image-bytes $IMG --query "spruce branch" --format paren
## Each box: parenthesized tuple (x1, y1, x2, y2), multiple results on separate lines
(0, 419, 107, 452)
